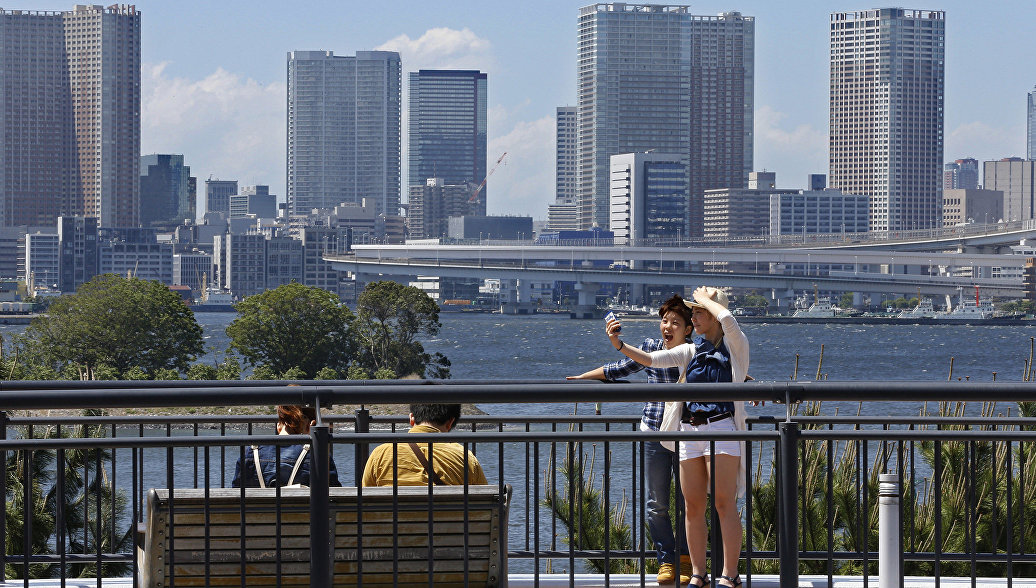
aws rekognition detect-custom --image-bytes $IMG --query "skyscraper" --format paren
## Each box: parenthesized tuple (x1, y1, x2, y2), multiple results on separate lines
(609, 152, 689, 244)
(140, 154, 193, 226)
(408, 70, 487, 211)
(1028, 86, 1036, 160)
(0, 5, 141, 228)
(943, 158, 979, 190)
(576, 4, 754, 234)
(205, 179, 238, 217)
(287, 50, 402, 218)
(547, 106, 579, 231)
(829, 8, 945, 232)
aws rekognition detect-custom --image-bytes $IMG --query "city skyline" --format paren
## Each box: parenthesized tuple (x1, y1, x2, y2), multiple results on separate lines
(11, 0, 1031, 221)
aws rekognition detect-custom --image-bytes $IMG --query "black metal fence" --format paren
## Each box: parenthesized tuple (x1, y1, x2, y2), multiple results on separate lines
(1, 379, 1035, 586)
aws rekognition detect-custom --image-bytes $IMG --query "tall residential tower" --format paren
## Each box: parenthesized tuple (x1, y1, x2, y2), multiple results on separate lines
(0, 4, 141, 228)
(829, 8, 945, 231)
(576, 4, 754, 235)
(408, 70, 487, 212)
(286, 50, 402, 218)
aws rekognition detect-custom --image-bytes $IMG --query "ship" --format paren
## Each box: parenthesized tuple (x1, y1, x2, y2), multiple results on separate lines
(934, 286, 994, 321)
(792, 285, 835, 318)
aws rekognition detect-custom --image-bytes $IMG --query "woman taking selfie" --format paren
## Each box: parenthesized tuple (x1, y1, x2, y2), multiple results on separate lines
(605, 286, 748, 588)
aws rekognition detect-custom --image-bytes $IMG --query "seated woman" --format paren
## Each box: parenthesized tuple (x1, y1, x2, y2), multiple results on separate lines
(231, 405, 342, 488)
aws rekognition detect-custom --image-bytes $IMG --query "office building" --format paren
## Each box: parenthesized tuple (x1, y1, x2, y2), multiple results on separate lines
(983, 158, 1036, 222)
(229, 185, 277, 219)
(829, 8, 945, 232)
(265, 236, 304, 290)
(140, 155, 194, 226)
(57, 216, 99, 293)
(300, 227, 343, 295)
(704, 172, 798, 240)
(213, 233, 266, 298)
(808, 174, 827, 191)
(25, 232, 60, 292)
(205, 179, 238, 217)
(408, 70, 487, 208)
(287, 50, 401, 217)
(447, 216, 534, 241)
(608, 153, 689, 244)
(0, 4, 140, 228)
(100, 242, 173, 284)
(943, 158, 979, 190)
(577, 4, 753, 234)
(769, 190, 870, 236)
(1029, 86, 1036, 160)
(173, 252, 213, 295)
(407, 179, 479, 239)
(942, 188, 1003, 227)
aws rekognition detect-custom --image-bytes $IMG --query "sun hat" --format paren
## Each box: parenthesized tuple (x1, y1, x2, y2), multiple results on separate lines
(684, 287, 729, 315)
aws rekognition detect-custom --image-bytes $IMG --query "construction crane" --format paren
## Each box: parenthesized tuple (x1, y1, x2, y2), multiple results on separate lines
(469, 152, 508, 204)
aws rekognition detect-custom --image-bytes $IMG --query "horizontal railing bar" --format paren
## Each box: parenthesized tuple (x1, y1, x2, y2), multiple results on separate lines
(792, 415, 1036, 425)
(3, 380, 1036, 409)
(6, 554, 134, 563)
(801, 429, 1036, 441)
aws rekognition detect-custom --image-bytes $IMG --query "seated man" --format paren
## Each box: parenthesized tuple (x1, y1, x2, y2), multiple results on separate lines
(362, 403, 487, 486)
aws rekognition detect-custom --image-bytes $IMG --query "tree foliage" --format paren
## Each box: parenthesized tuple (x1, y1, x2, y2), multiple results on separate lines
(15, 274, 203, 376)
(226, 283, 355, 378)
(353, 281, 449, 378)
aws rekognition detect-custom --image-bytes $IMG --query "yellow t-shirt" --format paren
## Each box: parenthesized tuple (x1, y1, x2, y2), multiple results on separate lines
(361, 424, 488, 487)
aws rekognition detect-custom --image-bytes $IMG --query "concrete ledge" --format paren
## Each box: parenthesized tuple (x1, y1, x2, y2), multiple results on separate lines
(506, 574, 1036, 588)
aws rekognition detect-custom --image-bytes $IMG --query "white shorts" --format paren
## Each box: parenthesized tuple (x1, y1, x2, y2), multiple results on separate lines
(678, 417, 741, 461)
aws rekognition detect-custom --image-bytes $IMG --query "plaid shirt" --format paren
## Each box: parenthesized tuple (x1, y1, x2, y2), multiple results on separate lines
(602, 337, 681, 431)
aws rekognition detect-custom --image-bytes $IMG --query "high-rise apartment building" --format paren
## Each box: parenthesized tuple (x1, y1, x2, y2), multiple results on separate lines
(287, 50, 402, 218)
(1028, 86, 1036, 160)
(943, 158, 979, 190)
(829, 8, 945, 232)
(140, 155, 194, 226)
(547, 107, 580, 231)
(408, 70, 487, 209)
(407, 178, 479, 239)
(577, 4, 754, 234)
(0, 4, 141, 228)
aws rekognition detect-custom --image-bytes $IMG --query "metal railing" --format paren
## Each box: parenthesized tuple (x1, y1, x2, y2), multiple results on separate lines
(1, 379, 1035, 587)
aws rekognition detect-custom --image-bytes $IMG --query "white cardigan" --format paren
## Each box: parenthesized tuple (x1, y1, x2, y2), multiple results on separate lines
(648, 309, 749, 497)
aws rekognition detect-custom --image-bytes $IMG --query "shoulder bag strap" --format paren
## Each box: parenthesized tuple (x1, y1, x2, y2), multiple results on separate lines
(408, 442, 446, 486)
(251, 445, 266, 489)
(286, 444, 310, 486)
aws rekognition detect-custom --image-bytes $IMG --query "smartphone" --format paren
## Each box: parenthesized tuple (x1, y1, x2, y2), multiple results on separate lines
(603, 311, 620, 332)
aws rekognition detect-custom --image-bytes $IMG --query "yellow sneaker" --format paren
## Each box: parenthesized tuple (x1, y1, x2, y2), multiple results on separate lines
(656, 562, 677, 584)
(678, 555, 696, 585)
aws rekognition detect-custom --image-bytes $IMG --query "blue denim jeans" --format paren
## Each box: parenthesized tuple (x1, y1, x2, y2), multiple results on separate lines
(645, 439, 687, 564)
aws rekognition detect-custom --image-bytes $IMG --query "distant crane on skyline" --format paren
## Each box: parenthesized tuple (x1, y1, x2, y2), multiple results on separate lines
(468, 152, 508, 204)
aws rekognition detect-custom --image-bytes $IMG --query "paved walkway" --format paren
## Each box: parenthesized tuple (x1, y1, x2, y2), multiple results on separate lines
(3, 575, 1035, 587)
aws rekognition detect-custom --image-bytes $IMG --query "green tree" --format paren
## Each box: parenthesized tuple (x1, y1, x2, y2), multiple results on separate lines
(839, 292, 856, 308)
(314, 366, 340, 380)
(353, 281, 450, 378)
(186, 363, 218, 380)
(739, 294, 769, 308)
(15, 274, 203, 376)
(226, 283, 355, 378)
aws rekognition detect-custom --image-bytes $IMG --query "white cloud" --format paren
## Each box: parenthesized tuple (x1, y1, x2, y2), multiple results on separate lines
(754, 104, 826, 183)
(946, 121, 1024, 162)
(376, 27, 493, 71)
(486, 115, 555, 220)
(141, 62, 285, 215)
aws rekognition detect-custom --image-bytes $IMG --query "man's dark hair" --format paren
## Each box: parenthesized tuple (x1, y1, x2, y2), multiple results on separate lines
(658, 294, 693, 325)
(410, 403, 462, 427)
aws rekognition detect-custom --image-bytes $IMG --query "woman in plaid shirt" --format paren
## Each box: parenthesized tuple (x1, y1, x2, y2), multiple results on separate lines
(568, 295, 695, 585)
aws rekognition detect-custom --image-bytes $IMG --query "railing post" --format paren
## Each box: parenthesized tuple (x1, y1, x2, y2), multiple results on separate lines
(878, 473, 901, 587)
(354, 407, 370, 486)
(310, 421, 332, 588)
(778, 420, 799, 587)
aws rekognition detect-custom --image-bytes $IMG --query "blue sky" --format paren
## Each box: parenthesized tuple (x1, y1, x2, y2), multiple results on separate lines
(21, 1, 1036, 219)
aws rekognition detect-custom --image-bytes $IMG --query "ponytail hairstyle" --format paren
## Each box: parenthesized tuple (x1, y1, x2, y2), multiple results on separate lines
(277, 405, 317, 435)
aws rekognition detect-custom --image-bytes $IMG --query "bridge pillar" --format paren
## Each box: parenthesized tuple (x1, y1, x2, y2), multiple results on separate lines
(499, 279, 537, 315)
(853, 291, 864, 309)
(571, 281, 601, 319)
(770, 288, 795, 311)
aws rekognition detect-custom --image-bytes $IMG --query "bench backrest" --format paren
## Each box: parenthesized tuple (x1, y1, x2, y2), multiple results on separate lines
(142, 484, 511, 587)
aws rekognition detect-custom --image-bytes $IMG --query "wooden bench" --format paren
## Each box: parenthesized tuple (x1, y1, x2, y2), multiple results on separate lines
(139, 484, 511, 587)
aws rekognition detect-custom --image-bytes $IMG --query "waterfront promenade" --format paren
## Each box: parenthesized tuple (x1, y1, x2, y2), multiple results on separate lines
(2, 379, 1036, 586)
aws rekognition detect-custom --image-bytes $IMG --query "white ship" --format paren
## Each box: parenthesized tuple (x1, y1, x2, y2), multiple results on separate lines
(793, 285, 836, 318)
(935, 286, 994, 321)
(897, 297, 938, 320)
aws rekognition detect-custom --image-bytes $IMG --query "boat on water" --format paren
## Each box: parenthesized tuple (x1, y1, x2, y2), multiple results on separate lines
(897, 297, 938, 320)
(935, 286, 994, 321)
(792, 285, 836, 318)
(192, 289, 236, 312)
